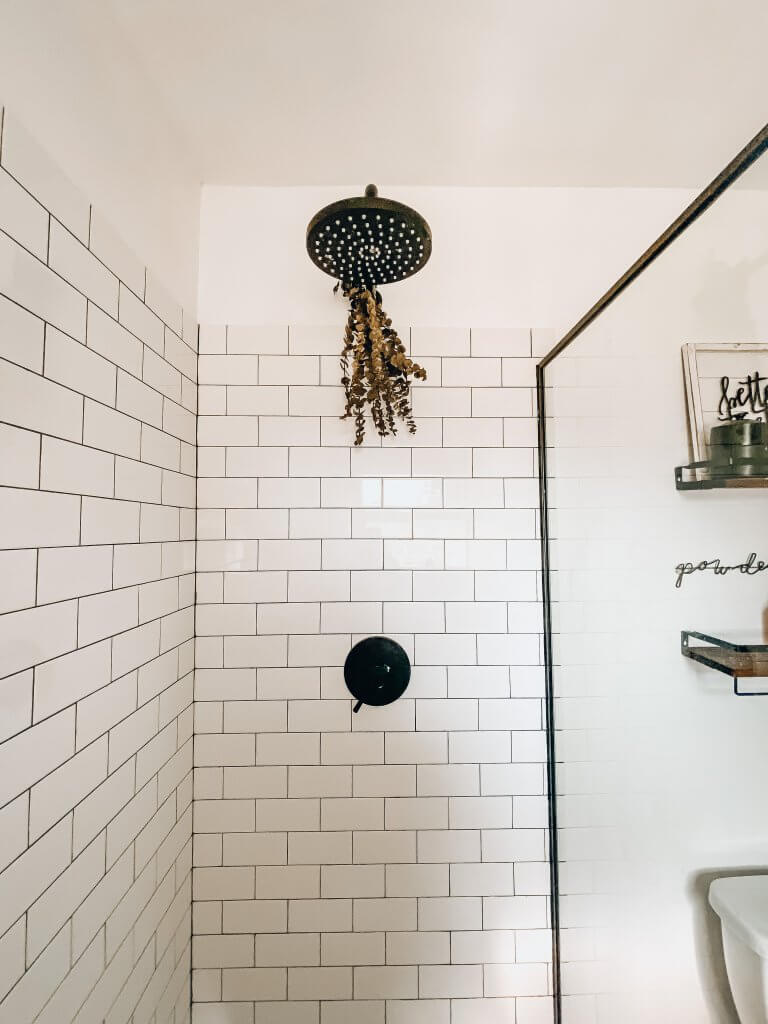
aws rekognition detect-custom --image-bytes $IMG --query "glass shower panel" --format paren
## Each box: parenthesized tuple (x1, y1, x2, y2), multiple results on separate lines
(546, 152, 768, 1024)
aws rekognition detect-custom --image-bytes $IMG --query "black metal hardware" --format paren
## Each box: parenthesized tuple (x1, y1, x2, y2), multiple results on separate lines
(344, 637, 411, 713)
(306, 186, 432, 288)
(681, 630, 768, 695)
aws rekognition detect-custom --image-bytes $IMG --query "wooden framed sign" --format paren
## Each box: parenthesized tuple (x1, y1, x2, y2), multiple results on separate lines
(682, 342, 768, 461)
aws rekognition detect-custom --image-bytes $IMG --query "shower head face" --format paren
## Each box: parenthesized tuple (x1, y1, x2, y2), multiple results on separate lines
(307, 187, 432, 288)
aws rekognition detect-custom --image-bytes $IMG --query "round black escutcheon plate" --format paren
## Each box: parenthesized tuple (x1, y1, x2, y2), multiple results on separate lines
(344, 636, 411, 713)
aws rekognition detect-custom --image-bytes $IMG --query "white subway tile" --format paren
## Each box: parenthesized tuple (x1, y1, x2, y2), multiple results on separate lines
(0, 422, 39, 489)
(387, 998, 448, 1022)
(385, 732, 446, 764)
(483, 963, 549, 997)
(351, 448, 411, 478)
(0, 165, 49, 260)
(384, 540, 442, 571)
(165, 328, 197, 381)
(228, 385, 288, 415)
(322, 932, 383, 966)
(260, 355, 317, 385)
(442, 358, 501, 387)
(199, 415, 260, 446)
(354, 765, 415, 797)
(321, 601, 381, 634)
(502, 357, 537, 387)
(257, 732, 319, 766)
(445, 539, 505, 570)
(0, 599, 77, 679)
(412, 509, 473, 539)
(449, 730, 510, 764)
(260, 416, 320, 446)
(503, 418, 537, 447)
(0, 292, 44, 371)
(226, 446, 288, 477)
(199, 354, 260, 385)
(475, 447, 533, 476)
(40, 434, 113, 496)
(354, 898, 416, 932)
(115, 455, 162, 502)
(411, 327, 469, 357)
(383, 479, 442, 508)
(259, 477, 319, 508)
(228, 325, 288, 354)
(470, 386, 532, 417)
(447, 666, 509, 698)
(416, 828, 480, 861)
(411, 571, 471, 601)
(289, 325, 341, 355)
(444, 418, 503, 447)
(289, 386, 340, 416)
(29, 736, 107, 841)
(322, 732, 384, 765)
(354, 965, 417, 999)
(471, 327, 531, 357)
(83, 399, 140, 458)
(49, 220, 118, 315)
(322, 538, 382, 570)
(385, 798, 447, 831)
(322, 477, 382, 508)
(0, 357, 83, 442)
(0, 549, 36, 613)
(414, 633, 475, 666)
(411, 387, 470, 417)
(0, 668, 32, 743)
(0, 814, 72, 946)
(37, 544, 112, 604)
(226, 634, 287, 668)
(118, 282, 164, 353)
(418, 897, 482, 932)
(81, 495, 139, 544)
(286, 446, 347, 478)
(411, 448, 471, 477)
(418, 964, 482, 998)
(444, 478, 504, 508)
(0, 793, 28, 877)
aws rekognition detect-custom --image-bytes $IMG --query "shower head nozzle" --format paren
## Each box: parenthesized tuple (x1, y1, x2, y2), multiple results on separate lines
(306, 185, 432, 288)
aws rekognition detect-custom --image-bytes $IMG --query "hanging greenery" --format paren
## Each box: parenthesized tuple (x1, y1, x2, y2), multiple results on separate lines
(337, 283, 427, 445)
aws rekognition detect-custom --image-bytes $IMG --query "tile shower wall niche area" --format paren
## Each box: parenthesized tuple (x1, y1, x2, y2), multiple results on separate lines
(192, 324, 551, 1022)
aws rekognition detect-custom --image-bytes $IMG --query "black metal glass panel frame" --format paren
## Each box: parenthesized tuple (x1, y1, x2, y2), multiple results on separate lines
(535, 122, 768, 1024)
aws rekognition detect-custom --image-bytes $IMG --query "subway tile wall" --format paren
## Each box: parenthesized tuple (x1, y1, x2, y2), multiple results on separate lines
(0, 107, 195, 1023)
(193, 323, 552, 1023)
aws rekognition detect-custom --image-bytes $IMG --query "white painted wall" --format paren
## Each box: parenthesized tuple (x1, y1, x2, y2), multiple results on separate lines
(198, 185, 694, 332)
(0, 0, 201, 316)
(547, 181, 768, 1023)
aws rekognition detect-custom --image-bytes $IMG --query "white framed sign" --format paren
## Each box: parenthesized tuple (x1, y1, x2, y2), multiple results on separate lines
(682, 342, 768, 461)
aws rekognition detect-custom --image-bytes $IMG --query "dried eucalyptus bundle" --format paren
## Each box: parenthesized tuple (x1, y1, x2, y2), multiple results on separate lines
(337, 284, 426, 445)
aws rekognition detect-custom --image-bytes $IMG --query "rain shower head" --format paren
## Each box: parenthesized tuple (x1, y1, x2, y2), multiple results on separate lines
(306, 184, 432, 288)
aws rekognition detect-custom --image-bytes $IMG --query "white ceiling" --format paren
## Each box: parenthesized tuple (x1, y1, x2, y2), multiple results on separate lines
(108, 0, 767, 188)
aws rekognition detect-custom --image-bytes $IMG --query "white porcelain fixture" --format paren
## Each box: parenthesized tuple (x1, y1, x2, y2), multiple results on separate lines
(710, 876, 768, 1024)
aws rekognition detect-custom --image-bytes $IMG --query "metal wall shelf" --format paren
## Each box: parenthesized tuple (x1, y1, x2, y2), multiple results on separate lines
(676, 460, 768, 490)
(681, 630, 768, 695)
